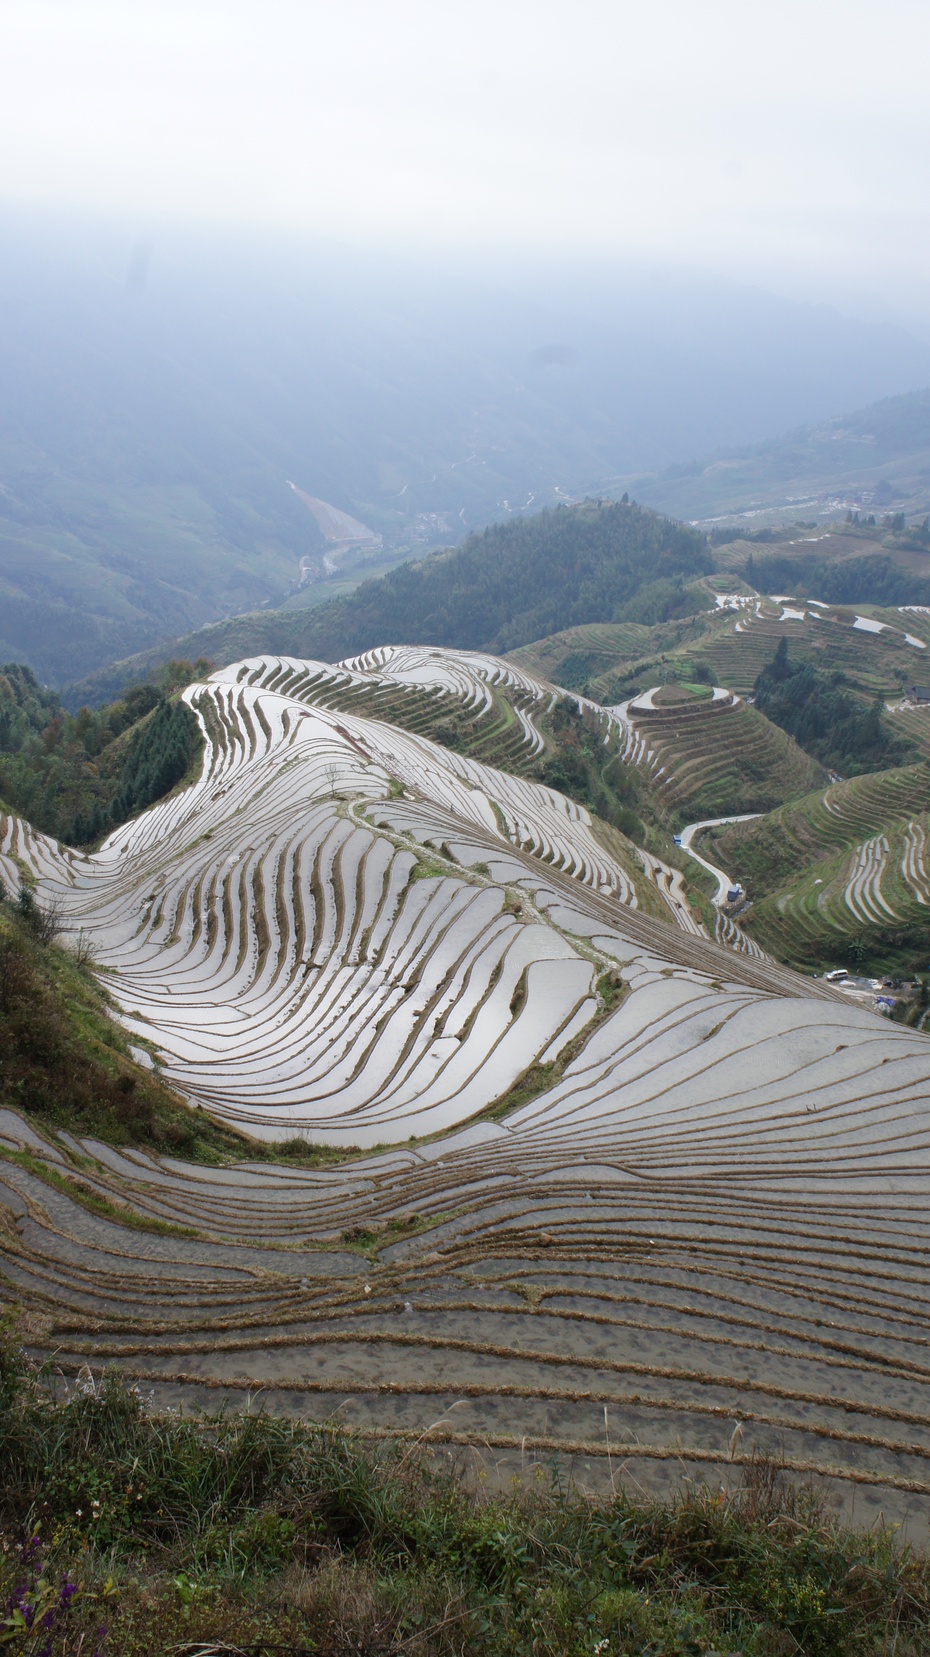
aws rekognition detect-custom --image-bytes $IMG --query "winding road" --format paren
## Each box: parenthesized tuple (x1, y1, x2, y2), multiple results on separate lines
(677, 814, 760, 905)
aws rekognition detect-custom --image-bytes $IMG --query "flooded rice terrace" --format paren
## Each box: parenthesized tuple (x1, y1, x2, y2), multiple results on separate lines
(2, 651, 930, 1541)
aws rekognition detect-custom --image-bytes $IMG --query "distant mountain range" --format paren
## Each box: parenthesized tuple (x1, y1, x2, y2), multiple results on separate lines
(627, 387, 930, 526)
(5, 210, 930, 683)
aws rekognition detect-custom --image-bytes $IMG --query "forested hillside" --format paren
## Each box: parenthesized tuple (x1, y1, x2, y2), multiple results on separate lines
(744, 544, 930, 609)
(314, 499, 710, 653)
(0, 661, 205, 845)
(67, 500, 712, 704)
(753, 638, 915, 775)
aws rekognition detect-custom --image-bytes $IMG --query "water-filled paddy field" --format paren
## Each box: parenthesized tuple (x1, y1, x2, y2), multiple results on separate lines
(2, 649, 930, 1539)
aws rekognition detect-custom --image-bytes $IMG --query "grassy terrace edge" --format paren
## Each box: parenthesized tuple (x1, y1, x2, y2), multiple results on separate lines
(0, 1334, 927, 1656)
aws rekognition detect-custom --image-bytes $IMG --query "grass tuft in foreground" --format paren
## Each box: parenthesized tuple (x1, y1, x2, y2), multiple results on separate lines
(0, 1337, 927, 1655)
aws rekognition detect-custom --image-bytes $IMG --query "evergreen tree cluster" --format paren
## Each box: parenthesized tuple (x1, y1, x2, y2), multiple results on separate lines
(0, 660, 207, 846)
(109, 698, 200, 826)
(753, 639, 915, 776)
(745, 550, 930, 609)
(537, 695, 645, 841)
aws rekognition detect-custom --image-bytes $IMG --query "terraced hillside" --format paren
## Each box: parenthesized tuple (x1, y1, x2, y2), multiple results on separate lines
(741, 819, 930, 967)
(689, 600, 930, 702)
(711, 763, 930, 972)
(237, 647, 554, 780)
(205, 649, 821, 944)
(747, 822, 930, 973)
(2, 650, 930, 1530)
(889, 700, 930, 758)
(716, 763, 930, 889)
(511, 592, 930, 705)
(237, 644, 826, 846)
(0, 649, 798, 1141)
(613, 684, 825, 823)
(509, 619, 685, 690)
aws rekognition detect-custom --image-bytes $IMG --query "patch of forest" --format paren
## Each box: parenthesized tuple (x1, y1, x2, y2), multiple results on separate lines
(0, 659, 208, 845)
(745, 546, 930, 609)
(752, 638, 916, 775)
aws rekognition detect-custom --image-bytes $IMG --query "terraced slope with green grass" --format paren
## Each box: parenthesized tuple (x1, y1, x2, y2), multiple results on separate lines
(0, 900, 243, 1162)
(715, 763, 930, 889)
(616, 685, 825, 824)
(320, 635, 828, 841)
(731, 820, 930, 976)
(690, 602, 930, 703)
(248, 649, 552, 781)
(509, 618, 685, 691)
(889, 700, 930, 758)
(511, 594, 930, 707)
(710, 763, 930, 973)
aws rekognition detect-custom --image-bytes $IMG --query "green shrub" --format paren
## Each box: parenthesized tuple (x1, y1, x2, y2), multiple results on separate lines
(0, 1338, 926, 1654)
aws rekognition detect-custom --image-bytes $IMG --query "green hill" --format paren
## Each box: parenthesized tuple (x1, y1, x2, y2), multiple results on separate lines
(65, 500, 712, 706)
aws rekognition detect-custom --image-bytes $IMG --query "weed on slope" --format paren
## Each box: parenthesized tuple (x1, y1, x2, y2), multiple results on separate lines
(0, 897, 243, 1161)
(0, 1338, 927, 1656)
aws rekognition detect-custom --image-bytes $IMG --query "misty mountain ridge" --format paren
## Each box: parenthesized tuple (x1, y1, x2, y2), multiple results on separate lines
(628, 386, 930, 526)
(4, 211, 930, 682)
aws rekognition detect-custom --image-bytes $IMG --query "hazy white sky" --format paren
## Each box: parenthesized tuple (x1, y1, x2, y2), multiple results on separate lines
(2, 0, 929, 326)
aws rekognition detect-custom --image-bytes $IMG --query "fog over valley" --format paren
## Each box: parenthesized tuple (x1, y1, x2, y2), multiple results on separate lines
(4, 214, 930, 682)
